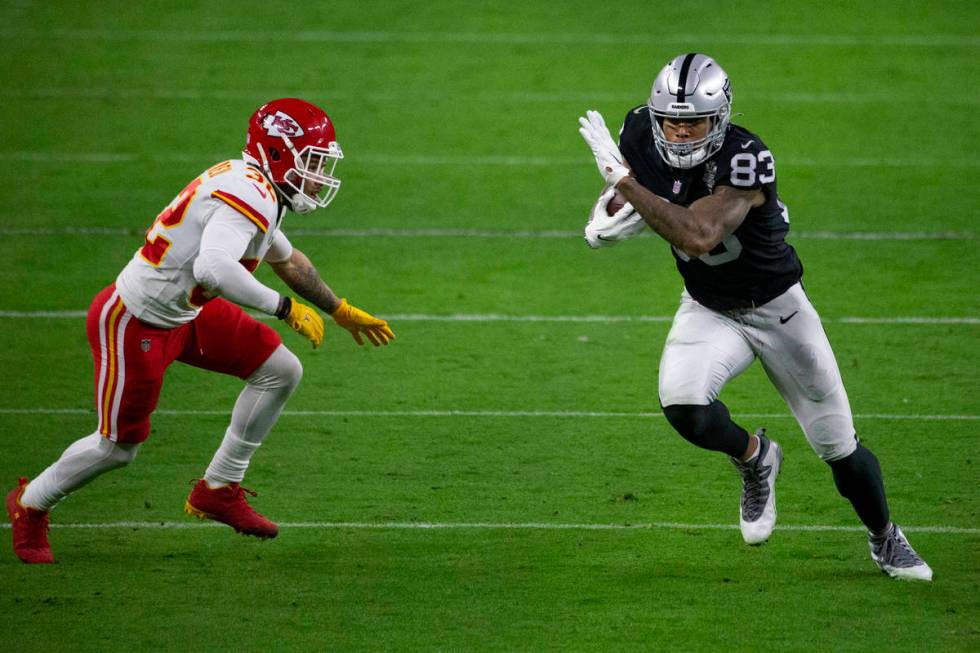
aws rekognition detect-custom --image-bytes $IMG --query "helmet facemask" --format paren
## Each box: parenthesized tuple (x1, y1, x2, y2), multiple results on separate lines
(281, 137, 343, 214)
(649, 106, 729, 169)
(254, 137, 343, 215)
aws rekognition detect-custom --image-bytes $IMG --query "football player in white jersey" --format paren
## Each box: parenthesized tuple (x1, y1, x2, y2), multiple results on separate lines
(579, 54, 931, 580)
(7, 98, 394, 563)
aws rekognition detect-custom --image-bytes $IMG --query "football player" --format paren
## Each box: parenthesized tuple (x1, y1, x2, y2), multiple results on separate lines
(578, 54, 931, 580)
(6, 98, 395, 563)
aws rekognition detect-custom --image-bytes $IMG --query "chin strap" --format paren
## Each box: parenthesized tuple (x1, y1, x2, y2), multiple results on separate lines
(255, 145, 271, 176)
(288, 194, 317, 214)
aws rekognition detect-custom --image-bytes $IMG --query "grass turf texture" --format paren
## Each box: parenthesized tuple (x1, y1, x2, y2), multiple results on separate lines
(1, 0, 978, 651)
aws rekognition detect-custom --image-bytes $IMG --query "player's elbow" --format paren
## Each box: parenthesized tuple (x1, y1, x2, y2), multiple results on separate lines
(193, 249, 233, 292)
(677, 233, 719, 258)
(678, 242, 710, 258)
(684, 221, 732, 257)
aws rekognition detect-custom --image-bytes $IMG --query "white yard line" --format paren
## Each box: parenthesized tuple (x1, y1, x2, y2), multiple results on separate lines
(5, 88, 979, 107)
(0, 226, 974, 241)
(0, 408, 976, 420)
(384, 314, 980, 325)
(1, 311, 977, 325)
(0, 520, 975, 534)
(4, 150, 979, 168)
(1, 29, 977, 47)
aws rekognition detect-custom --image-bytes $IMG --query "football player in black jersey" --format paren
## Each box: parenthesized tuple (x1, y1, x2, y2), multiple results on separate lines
(578, 53, 931, 580)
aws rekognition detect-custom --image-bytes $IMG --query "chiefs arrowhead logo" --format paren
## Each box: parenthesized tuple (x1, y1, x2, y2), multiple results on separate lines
(262, 111, 305, 138)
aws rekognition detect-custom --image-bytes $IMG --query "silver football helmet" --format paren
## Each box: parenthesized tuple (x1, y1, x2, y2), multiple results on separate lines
(648, 53, 732, 169)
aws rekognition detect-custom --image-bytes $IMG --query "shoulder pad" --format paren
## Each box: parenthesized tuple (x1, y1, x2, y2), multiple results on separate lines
(210, 167, 279, 233)
(620, 105, 652, 147)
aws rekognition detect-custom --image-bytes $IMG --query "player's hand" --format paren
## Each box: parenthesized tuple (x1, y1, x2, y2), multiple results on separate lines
(279, 297, 324, 349)
(585, 188, 645, 249)
(578, 110, 630, 187)
(330, 299, 395, 347)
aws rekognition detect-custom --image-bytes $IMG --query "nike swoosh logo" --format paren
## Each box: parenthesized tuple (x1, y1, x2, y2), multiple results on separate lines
(250, 182, 268, 199)
(741, 141, 755, 149)
(597, 234, 615, 241)
(779, 311, 799, 324)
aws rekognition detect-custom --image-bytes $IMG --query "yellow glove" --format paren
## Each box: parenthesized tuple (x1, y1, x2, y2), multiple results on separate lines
(278, 297, 324, 349)
(330, 298, 395, 347)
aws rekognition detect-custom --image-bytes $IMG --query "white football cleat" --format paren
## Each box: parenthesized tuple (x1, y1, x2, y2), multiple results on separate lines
(731, 430, 783, 545)
(869, 523, 933, 581)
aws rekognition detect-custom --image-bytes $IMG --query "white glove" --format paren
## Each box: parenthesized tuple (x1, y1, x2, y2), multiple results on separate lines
(584, 187, 647, 249)
(578, 110, 630, 187)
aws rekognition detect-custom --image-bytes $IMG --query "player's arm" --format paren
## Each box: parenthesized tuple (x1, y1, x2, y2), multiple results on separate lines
(267, 248, 394, 347)
(266, 247, 342, 315)
(578, 108, 762, 257)
(194, 210, 325, 348)
(194, 208, 282, 314)
(617, 179, 763, 257)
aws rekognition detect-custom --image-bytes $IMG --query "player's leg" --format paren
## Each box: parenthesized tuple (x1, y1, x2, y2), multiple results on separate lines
(8, 285, 174, 563)
(204, 344, 302, 486)
(177, 299, 299, 538)
(659, 292, 782, 544)
(662, 399, 751, 458)
(18, 434, 141, 513)
(752, 284, 931, 579)
(659, 293, 755, 456)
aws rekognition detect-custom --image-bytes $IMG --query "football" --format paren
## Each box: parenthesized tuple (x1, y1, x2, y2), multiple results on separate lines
(606, 189, 628, 215)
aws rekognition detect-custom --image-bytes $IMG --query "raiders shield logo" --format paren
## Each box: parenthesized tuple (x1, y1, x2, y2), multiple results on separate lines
(140, 338, 152, 353)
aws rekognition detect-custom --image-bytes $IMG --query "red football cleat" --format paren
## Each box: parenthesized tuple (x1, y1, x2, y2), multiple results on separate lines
(6, 477, 55, 564)
(184, 480, 278, 539)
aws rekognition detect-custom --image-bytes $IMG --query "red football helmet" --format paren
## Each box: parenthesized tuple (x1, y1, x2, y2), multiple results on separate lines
(244, 98, 343, 213)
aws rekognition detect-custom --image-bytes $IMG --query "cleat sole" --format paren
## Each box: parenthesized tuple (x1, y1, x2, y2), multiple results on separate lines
(183, 502, 211, 520)
(183, 501, 277, 539)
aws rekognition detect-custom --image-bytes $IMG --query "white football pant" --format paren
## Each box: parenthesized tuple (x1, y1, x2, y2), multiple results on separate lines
(658, 283, 857, 462)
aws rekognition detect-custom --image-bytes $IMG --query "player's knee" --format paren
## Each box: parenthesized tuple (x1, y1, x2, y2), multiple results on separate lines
(276, 347, 303, 391)
(804, 414, 856, 461)
(98, 437, 140, 468)
(662, 400, 749, 458)
(662, 403, 715, 445)
(253, 345, 303, 392)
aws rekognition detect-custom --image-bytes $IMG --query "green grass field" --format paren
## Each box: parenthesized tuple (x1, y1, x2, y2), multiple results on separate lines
(1, 1, 978, 651)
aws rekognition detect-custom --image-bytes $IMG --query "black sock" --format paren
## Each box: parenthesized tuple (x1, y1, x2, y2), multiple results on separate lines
(829, 442, 890, 533)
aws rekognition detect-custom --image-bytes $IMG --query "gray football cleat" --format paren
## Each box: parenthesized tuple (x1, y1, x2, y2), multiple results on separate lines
(869, 523, 933, 581)
(731, 430, 783, 545)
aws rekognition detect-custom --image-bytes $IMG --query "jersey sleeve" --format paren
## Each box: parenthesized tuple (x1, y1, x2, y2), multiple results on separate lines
(713, 136, 777, 192)
(265, 230, 293, 264)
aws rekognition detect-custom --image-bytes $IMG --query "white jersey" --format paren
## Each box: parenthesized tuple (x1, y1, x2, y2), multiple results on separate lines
(116, 159, 286, 328)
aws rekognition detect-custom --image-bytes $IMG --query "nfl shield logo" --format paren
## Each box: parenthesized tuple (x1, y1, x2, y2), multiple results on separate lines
(672, 180, 682, 194)
(140, 338, 151, 353)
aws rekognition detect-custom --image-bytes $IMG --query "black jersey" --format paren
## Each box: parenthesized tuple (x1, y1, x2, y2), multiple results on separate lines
(618, 106, 803, 311)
